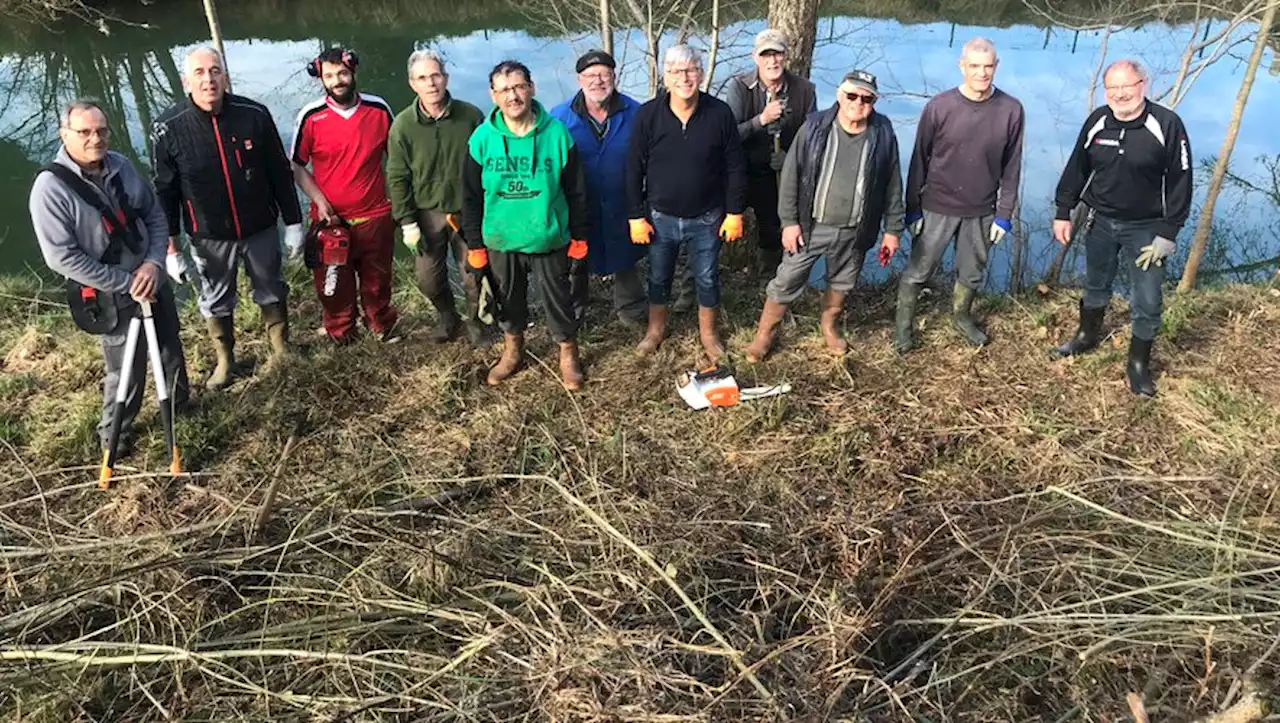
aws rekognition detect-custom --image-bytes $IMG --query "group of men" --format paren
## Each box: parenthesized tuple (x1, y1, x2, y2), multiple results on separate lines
(29, 31, 1192, 456)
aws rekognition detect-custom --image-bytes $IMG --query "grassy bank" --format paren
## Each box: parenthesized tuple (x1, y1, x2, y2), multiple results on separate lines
(1, 259, 1279, 721)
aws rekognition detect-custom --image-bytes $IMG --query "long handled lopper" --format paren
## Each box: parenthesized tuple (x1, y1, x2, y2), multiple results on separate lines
(99, 300, 181, 489)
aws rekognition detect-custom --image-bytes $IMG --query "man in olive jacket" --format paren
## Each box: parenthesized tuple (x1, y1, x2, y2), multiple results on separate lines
(387, 49, 489, 345)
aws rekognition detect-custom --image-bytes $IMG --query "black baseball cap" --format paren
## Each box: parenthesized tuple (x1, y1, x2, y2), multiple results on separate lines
(576, 49, 616, 74)
(840, 69, 879, 96)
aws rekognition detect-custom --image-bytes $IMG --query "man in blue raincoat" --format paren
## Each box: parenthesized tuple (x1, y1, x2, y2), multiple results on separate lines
(550, 49, 646, 326)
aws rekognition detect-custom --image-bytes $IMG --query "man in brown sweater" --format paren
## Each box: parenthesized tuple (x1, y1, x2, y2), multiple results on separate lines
(895, 37, 1024, 353)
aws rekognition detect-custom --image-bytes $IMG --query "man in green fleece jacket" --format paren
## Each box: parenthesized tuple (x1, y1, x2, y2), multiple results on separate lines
(462, 59, 590, 391)
(387, 50, 489, 345)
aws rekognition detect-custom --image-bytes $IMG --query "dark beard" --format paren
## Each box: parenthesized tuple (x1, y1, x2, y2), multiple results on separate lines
(325, 81, 357, 105)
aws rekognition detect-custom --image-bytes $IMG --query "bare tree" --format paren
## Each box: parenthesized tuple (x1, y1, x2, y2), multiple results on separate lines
(768, 0, 820, 77)
(1179, 0, 1278, 291)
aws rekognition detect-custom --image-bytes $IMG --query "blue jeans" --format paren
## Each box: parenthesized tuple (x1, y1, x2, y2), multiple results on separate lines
(1083, 214, 1164, 341)
(648, 208, 723, 308)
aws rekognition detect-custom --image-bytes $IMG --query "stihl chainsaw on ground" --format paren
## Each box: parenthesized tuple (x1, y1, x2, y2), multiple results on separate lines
(676, 365, 791, 410)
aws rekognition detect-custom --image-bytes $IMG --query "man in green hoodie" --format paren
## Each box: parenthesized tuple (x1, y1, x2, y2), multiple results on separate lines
(462, 59, 590, 390)
(387, 49, 489, 345)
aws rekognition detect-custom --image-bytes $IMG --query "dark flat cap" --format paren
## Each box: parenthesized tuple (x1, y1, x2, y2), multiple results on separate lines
(576, 49, 616, 73)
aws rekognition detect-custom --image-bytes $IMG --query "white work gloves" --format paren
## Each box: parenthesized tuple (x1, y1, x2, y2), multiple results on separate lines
(401, 222, 422, 254)
(1136, 236, 1175, 270)
(284, 223, 305, 260)
(165, 250, 189, 284)
(989, 217, 1012, 245)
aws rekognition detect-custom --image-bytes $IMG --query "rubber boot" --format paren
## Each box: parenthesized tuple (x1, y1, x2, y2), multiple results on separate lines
(205, 316, 235, 391)
(637, 305, 669, 355)
(1126, 336, 1157, 398)
(893, 284, 920, 355)
(1052, 302, 1106, 358)
(259, 301, 291, 370)
(746, 299, 788, 363)
(465, 319, 496, 349)
(951, 283, 989, 347)
(820, 290, 849, 355)
(486, 333, 524, 386)
(559, 340, 584, 391)
(428, 294, 462, 343)
(698, 305, 724, 362)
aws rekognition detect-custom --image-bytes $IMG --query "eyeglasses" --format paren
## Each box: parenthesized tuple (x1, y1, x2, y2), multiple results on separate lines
(66, 127, 110, 140)
(493, 82, 531, 96)
(579, 71, 613, 83)
(843, 92, 876, 105)
(1104, 80, 1144, 94)
(666, 67, 701, 77)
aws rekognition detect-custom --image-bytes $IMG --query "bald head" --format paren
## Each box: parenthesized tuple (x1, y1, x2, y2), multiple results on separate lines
(184, 46, 228, 111)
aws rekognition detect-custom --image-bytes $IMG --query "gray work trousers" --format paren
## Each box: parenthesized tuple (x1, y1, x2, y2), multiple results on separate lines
(411, 209, 480, 318)
(190, 225, 287, 319)
(99, 285, 190, 446)
(900, 210, 995, 291)
(766, 224, 868, 304)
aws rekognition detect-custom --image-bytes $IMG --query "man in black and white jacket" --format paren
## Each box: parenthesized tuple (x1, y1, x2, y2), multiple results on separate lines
(1051, 58, 1193, 398)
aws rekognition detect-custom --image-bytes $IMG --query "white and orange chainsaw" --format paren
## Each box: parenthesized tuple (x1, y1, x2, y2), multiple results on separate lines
(676, 365, 791, 410)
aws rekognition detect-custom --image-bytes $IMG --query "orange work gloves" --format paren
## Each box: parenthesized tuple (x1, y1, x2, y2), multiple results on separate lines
(719, 213, 744, 242)
(629, 218, 654, 245)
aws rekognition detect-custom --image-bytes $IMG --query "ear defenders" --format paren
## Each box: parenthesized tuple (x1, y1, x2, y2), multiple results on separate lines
(306, 48, 360, 78)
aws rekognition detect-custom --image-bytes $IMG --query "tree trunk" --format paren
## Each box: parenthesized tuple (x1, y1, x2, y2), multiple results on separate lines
(599, 0, 612, 54)
(202, 0, 232, 90)
(768, 0, 820, 78)
(1178, 0, 1276, 292)
(702, 0, 720, 91)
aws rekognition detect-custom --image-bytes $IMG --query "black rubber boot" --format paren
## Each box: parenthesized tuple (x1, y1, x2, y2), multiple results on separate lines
(951, 283, 989, 347)
(1126, 336, 1157, 398)
(1052, 302, 1105, 358)
(893, 284, 920, 355)
(428, 294, 462, 343)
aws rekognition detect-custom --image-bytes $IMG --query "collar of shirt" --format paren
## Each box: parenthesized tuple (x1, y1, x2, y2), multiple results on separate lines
(570, 90, 624, 120)
(415, 93, 455, 124)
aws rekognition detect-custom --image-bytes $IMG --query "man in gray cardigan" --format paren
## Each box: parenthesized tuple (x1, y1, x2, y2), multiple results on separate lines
(725, 29, 817, 273)
(29, 98, 189, 457)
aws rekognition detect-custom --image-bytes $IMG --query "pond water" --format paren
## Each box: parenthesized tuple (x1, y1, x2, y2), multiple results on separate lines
(1, 1, 1276, 289)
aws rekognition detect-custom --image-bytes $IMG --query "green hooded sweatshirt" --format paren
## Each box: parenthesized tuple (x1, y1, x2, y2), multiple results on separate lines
(461, 100, 588, 254)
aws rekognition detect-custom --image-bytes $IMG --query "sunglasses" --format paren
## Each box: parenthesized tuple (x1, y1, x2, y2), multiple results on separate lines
(843, 91, 876, 105)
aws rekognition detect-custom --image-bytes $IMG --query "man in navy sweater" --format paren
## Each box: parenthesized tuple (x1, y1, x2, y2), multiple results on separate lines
(895, 37, 1024, 353)
(1051, 58, 1192, 398)
(627, 44, 747, 362)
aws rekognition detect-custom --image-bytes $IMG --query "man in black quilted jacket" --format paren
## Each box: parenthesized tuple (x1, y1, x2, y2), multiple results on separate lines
(152, 46, 303, 391)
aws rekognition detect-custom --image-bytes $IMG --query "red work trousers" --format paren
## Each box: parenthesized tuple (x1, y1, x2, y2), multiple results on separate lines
(312, 212, 398, 341)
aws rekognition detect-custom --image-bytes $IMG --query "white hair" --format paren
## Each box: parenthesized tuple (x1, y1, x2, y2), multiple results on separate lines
(1104, 58, 1148, 83)
(960, 37, 998, 63)
(407, 49, 447, 76)
(184, 45, 225, 77)
(663, 44, 703, 71)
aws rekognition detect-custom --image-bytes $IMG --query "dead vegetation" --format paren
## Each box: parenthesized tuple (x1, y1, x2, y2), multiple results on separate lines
(1, 264, 1279, 721)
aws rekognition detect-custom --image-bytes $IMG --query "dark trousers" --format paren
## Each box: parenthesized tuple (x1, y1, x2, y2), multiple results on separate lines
(648, 208, 724, 308)
(99, 285, 190, 446)
(746, 169, 781, 252)
(570, 263, 647, 322)
(1083, 214, 1165, 341)
(411, 209, 479, 318)
(491, 247, 578, 343)
(313, 213, 399, 340)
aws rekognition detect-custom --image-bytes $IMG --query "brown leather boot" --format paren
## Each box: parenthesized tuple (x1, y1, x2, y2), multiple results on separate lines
(820, 290, 849, 354)
(559, 340, 584, 391)
(486, 333, 524, 386)
(746, 299, 788, 363)
(637, 304, 669, 355)
(698, 305, 724, 362)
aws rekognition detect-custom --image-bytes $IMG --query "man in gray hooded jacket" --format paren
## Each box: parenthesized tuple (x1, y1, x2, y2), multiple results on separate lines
(29, 98, 189, 457)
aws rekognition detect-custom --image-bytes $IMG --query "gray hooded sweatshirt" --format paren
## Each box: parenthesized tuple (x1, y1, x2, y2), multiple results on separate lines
(28, 147, 168, 294)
